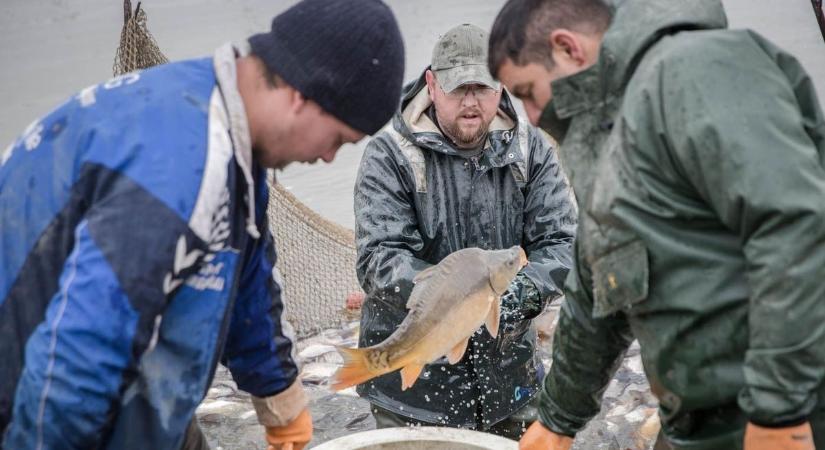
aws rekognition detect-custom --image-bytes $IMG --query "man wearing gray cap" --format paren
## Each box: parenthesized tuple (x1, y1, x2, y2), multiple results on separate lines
(353, 23, 576, 439)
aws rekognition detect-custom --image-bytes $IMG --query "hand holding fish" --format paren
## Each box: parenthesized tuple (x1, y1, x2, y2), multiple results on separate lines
(331, 246, 528, 391)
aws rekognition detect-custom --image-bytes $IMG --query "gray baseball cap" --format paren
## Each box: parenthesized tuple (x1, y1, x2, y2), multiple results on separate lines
(431, 23, 500, 93)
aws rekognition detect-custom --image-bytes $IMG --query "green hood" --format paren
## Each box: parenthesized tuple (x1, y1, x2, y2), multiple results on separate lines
(542, 0, 728, 139)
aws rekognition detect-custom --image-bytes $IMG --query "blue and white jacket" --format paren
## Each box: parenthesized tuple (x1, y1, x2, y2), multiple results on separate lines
(0, 44, 304, 449)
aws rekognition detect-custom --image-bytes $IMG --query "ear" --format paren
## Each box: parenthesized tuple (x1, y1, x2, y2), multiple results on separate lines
(425, 69, 437, 103)
(287, 85, 309, 114)
(548, 29, 587, 67)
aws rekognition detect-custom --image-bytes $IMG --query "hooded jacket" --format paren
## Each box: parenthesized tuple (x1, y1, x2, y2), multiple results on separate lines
(536, 0, 825, 447)
(354, 71, 576, 428)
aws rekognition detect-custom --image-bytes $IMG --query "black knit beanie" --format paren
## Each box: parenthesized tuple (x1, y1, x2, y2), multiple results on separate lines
(248, 0, 405, 135)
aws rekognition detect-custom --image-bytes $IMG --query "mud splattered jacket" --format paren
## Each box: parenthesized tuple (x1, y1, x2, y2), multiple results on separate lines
(536, 0, 825, 448)
(354, 72, 576, 428)
(0, 44, 303, 449)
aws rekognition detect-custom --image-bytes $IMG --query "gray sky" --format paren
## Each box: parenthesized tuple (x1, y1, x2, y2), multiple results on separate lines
(1, 0, 822, 226)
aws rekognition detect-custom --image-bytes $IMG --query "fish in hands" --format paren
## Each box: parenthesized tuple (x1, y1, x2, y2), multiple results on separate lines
(331, 246, 528, 391)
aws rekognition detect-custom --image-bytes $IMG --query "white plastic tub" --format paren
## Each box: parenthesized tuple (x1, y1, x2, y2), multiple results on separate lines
(312, 427, 518, 450)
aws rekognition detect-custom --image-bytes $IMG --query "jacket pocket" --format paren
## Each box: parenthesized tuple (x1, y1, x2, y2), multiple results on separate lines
(591, 240, 649, 318)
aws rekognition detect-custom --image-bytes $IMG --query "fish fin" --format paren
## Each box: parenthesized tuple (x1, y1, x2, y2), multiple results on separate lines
(412, 250, 468, 285)
(330, 346, 375, 391)
(485, 296, 501, 339)
(400, 363, 425, 391)
(446, 338, 469, 364)
(413, 265, 439, 284)
(408, 267, 440, 309)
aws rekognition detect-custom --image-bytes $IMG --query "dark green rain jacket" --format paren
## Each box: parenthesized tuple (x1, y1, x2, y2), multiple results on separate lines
(536, 0, 825, 448)
(354, 72, 576, 428)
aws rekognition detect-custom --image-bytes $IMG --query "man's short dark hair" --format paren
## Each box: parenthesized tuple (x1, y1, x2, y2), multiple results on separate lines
(248, 52, 286, 89)
(488, 0, 612, 77)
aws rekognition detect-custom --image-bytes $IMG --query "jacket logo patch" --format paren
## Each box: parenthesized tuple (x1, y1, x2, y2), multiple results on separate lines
(163, 188, 234, 295)
(163, 236, 204, 295)
(2, 120, 45, 167)
(23, 122, 44, 151)
(514, 386, 531, 401)
(102, 73, 140, 90)
(186, 261, 226, 291)
(203, 189, 232, 262)
(77, 85, 98, 107)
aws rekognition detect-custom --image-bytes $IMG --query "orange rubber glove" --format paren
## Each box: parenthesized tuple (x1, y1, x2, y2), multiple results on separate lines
(520, 420, 574, 450)
(265, 407, 313, 450)
(744, 421, 815, 450)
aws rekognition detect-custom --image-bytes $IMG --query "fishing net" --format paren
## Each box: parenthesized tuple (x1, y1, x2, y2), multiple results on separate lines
(814, 0, 825, 42)
(267, 183, 361, 337)
(113, 0, 169, 76)
(112, 1, 361, 337)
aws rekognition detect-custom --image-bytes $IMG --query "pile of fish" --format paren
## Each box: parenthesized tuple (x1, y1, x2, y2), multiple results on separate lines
(197, 313, 658, 449)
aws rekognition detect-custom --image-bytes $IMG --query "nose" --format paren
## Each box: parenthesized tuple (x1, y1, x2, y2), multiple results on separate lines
(320, 147, 338, 163)
(460, 92, 480, 107)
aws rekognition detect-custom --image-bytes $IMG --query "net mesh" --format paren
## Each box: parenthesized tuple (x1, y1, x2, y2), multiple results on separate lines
(113, 1, 360, 337)
(267, 183, 361, 337)
(113, 0, 169, 76)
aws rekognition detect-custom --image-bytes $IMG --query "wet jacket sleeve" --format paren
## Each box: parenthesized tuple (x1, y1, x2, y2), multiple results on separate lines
(509, 128, 577, 319)
(222, 223, 306, 426)
(354, 135, 432, 306)
(3, 221, 151, 449)
(4, 169, 210, 449)
(537, 238, 634, 435)
(657, 41, 825, 426)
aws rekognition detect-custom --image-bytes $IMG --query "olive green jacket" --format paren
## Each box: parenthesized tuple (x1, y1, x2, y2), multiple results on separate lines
(537, 0, 825, 447)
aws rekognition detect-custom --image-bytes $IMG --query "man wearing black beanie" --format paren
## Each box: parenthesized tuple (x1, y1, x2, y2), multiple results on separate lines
(0, 1, 404, 449)
(248, 0, 405, 138)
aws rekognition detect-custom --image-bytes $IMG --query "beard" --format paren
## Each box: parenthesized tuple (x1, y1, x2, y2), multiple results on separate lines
(439, 108, 491, 148)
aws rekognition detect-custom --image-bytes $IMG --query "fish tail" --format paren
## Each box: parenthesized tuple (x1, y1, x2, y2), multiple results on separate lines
(330, 346, 377, 391)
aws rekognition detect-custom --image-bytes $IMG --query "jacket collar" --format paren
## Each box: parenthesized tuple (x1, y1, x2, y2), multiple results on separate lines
(213, 42, 260, 239)
(393, 69, 525, 165)
(543, 0, 728, 137)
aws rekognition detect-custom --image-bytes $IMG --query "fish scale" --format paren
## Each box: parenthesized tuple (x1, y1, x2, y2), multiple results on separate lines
(331, 245, 527, 391)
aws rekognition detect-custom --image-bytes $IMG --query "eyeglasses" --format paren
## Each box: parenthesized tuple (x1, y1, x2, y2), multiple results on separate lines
(442, 84, 498, 100)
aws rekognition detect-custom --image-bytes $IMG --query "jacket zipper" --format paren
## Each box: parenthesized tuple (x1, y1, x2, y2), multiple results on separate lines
(464, 156, 481, 248)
